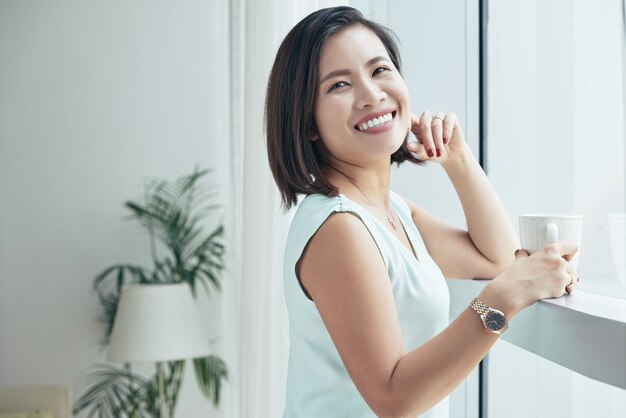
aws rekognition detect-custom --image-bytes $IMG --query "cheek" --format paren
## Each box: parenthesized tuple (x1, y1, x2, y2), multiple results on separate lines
(315, 98, 348, 134)
(402, 109, 411, 130)
(313, 102, 327, 135)
(389, 79, 411, 125)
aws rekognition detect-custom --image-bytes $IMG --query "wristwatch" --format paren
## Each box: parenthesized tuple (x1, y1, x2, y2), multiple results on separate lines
(470, 298, 508, 334)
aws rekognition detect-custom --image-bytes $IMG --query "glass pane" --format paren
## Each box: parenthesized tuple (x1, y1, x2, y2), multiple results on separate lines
(488, 341, 626, 418)
(487, 0, 626, 296)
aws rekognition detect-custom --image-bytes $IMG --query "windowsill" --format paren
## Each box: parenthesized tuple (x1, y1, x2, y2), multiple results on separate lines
(447, 279, 626, 390)
(577, 278, 626, 300)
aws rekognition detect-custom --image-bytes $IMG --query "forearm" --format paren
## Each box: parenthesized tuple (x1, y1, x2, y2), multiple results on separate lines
(383, 286, 514, 418)
(441, 144, 518, 267)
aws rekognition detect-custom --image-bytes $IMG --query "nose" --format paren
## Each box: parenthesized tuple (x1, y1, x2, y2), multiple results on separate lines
(355, 78, 386, 108)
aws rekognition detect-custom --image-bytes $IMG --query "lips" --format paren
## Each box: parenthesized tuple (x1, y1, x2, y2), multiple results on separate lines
(355, 110, 397, 131)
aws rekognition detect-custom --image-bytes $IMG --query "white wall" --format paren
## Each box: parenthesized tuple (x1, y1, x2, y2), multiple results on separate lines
(0, 0, 231, 416)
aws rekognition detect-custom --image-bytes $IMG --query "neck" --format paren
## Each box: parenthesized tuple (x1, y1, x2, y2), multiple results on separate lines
(324, 164, 391, 207)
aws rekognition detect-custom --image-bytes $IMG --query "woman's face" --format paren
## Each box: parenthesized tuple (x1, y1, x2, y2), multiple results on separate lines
(313, 25, 411, 166)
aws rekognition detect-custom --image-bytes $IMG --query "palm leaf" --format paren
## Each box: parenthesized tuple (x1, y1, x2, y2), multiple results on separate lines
(97, 293, 119, 345)
(92, 265, 150, 343)
(72, 364, 150, 418)
(93, 264, 149, 298)
(176, 167, 210, 194)
(193, 355, 228, 407)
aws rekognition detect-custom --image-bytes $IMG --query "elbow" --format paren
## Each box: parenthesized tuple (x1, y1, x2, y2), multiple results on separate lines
(373, 402, 424, 418)
(374, 406, 410, 418)
(478, 258, 513, 280)
(368, 389, 426, 418)
(492, 259, 514, 276)
(486, 263, 508, 279)
(493, 249, 517, 272)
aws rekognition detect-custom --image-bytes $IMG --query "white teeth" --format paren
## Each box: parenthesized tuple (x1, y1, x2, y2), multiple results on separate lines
(357, 112, 394, 131)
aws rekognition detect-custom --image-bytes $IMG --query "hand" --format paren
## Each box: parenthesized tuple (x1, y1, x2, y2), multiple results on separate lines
(405, 111, 467, 164)
(481, 241, 580, 318)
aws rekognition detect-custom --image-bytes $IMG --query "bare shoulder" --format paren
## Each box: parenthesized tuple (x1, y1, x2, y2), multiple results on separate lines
(297, 211, 406, 413)
(298, 211, 387, 295)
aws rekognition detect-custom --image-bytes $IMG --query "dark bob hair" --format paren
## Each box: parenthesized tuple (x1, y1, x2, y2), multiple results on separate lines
(265, 6, 423, 211)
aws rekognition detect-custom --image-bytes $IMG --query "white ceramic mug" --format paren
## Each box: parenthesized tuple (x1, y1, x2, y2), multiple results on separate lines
(608, 214, 626, 289)
(519, 214, 583, 269)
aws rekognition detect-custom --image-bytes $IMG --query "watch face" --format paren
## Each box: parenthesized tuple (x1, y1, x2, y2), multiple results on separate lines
(485, 311, 506, 331)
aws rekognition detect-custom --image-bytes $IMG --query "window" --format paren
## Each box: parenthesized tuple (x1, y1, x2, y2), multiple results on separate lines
(487, 0, 626, 298)
(485, 1, 626, 416)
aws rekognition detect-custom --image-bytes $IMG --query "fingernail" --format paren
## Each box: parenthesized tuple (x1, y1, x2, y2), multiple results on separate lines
(443, 137, 448, 144)
(427, 149, 434, 158)
(436, 148, 441, 157)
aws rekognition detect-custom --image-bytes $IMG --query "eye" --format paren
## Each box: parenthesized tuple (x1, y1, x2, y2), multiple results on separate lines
(328, 81, 349, 92)
(373, 66, 390, 76)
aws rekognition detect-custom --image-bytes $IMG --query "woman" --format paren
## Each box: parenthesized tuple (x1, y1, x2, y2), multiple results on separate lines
(265, 6, 579, 418)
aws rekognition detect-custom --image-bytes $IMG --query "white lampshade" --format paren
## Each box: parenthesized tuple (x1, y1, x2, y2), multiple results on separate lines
(107, 283, 211, 363)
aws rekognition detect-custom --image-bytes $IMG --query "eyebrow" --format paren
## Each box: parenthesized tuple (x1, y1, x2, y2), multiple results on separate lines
(319, 56, 390, 85)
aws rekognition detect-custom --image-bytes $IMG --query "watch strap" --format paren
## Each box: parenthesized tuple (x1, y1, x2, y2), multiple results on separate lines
(470, 297, 491, 317)
(469, 297, 508, 334)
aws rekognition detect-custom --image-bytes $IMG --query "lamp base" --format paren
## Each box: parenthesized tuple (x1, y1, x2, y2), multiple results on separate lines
(157, 361, 167, 418)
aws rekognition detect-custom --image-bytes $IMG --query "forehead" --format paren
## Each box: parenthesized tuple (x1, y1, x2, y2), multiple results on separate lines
(318, 25, 390, 73)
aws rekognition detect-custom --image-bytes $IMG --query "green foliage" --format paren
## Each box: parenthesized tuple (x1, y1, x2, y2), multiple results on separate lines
(72, 364, 152, 418)
(193, 355, 228, 406)
(74, 169, 228, 417)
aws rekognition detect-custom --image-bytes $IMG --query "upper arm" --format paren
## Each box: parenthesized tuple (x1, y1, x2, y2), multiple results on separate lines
(398, 194, 502, 279)
(298, 212, 403, 416)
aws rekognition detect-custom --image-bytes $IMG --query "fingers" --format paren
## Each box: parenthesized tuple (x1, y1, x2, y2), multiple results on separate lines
(538, 242, 580, 295)
(514, 243, 580, 298)
(430, 112, 445, 157)
(410, 111, 447, 159)
(406, 113, 425, 155)
(564, 265, 580, 295)
(542, 240, 579, 259)
(442, 113, 456, 145)
(514, 248, 529, 259)
(416, 112, 436, 158)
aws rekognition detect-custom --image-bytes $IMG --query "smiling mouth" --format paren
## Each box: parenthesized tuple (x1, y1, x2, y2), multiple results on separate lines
(355, 111, 397, 131)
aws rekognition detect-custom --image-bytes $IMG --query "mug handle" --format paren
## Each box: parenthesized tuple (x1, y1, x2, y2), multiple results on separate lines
(546, 223, 558, 243)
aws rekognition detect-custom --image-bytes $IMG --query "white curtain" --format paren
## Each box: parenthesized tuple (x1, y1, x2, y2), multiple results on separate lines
(224, 1, 350, 417)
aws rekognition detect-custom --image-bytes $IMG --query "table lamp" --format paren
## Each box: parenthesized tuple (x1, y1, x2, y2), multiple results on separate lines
(107, 282, 211, 418)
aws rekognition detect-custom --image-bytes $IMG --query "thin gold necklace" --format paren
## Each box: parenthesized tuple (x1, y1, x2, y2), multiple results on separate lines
(331, 168, 398, 230)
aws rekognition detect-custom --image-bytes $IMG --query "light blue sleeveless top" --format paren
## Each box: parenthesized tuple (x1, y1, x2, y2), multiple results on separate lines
(282, 191, 450, 418)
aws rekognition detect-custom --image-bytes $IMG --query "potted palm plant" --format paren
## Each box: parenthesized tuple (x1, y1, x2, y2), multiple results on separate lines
(73, 168, 228, 417)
